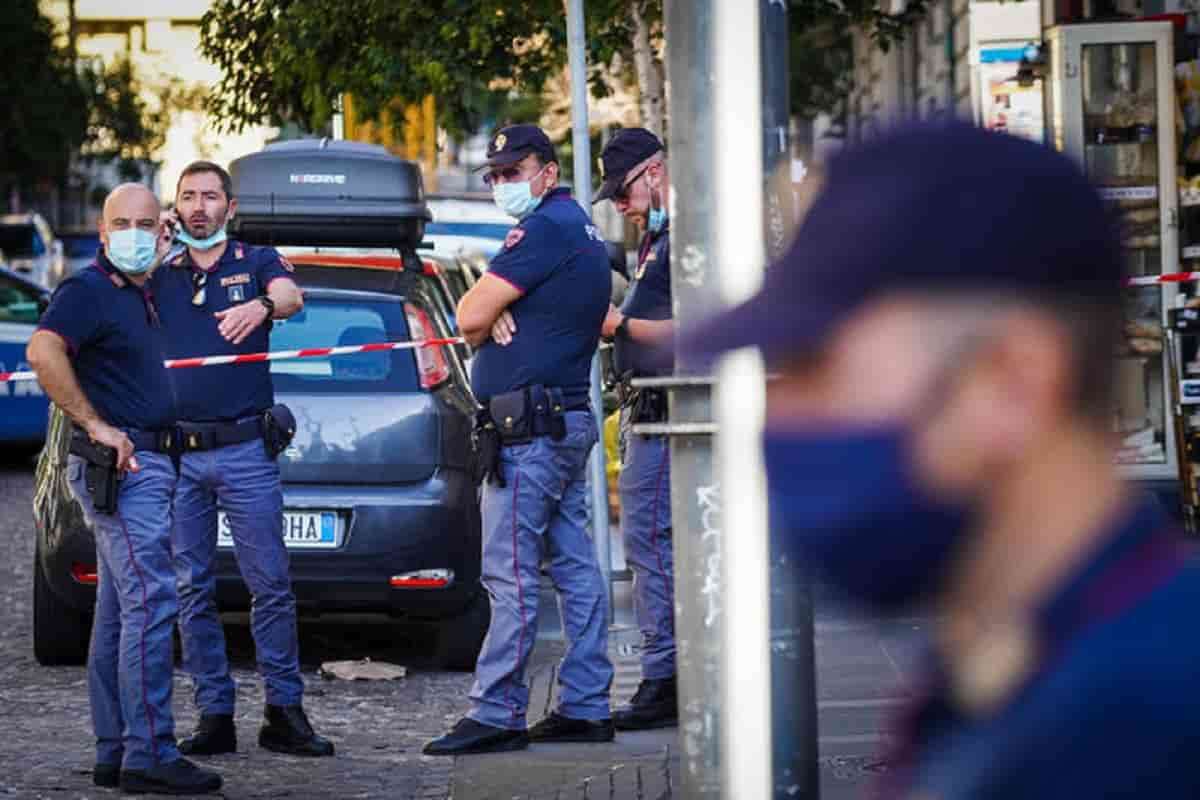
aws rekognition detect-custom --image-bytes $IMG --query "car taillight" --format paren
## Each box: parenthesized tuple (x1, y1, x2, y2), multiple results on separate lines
(71, 562, 98, 585)
(390, 568, 454, 589)
(404, 302, 449, 390)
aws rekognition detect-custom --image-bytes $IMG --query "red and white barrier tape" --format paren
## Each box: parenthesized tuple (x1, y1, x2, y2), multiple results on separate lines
(0, 337, 465, 383)
(1123, 272, 1200, 287)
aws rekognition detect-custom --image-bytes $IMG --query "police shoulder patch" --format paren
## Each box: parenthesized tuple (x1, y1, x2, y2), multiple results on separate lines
(504, 227, 526, 250)
(279, 255, 295, 273)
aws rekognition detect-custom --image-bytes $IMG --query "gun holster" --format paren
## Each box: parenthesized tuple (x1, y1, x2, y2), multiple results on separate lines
(262, 403, 297, 459)
(69, 427, 121, 514)
(473, 409, 505, 488)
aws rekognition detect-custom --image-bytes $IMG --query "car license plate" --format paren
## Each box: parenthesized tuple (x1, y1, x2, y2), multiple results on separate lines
(217, 510, 342, 550)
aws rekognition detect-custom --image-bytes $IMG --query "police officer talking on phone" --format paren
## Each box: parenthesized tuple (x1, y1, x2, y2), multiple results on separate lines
(151, 161, 334, 758)
(686, 121, 1200, 798)
(27, 184, 223, 795)
(595, 128, 678, 729)
(425, 124, 614, 755)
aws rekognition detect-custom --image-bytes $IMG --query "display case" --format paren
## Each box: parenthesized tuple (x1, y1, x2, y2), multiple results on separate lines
(1045, 21, 1179, 481)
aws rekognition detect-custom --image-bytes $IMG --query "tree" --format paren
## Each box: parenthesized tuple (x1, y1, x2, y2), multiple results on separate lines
(199, 0, 656, 138)
(789, 0, 931, 120)
(0, 0, 90, 194)
(1, 0, 196, 215)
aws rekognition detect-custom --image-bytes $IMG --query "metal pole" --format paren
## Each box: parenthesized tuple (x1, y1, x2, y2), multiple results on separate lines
(712, 2, 773, 797)
(761, 1, 820, 797)
(566, 0, 614, 615)
(663, 2, 723, 796)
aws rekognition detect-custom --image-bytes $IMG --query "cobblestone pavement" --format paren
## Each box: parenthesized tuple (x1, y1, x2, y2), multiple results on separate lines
(0, 454, 534, 800)
(0, 453, 923, 800)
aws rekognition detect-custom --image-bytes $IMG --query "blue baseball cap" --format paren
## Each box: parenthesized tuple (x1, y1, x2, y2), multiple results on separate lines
(476, 124, 558, 172)
(595, 128, 664, 203)
(680, 120, 1124, 367)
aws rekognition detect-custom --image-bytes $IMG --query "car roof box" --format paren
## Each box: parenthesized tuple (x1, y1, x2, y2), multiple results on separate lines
(228, 139, 431, 249)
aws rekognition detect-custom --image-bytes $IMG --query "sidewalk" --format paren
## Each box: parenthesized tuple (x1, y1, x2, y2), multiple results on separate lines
(450, 581, 927, 800)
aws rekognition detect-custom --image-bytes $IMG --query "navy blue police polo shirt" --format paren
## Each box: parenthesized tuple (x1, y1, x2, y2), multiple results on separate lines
(150, 240, 294, 422)
(880, 500, 1200, 799)
(614, 222, 672, 378)
(471, 187, 611, 405)
(37, 253, 176, 431)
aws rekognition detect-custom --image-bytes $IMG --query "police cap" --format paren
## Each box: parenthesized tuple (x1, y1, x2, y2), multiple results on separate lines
(595, 128, 664, 204)
(477, 124, 557, 172)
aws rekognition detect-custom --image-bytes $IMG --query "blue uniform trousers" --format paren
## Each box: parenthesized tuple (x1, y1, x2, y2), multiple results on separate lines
(468, 411, 614, 730)
(618, 417, 676, 680)
(171, 438, 303, 713)
(69, 451, 181, 771)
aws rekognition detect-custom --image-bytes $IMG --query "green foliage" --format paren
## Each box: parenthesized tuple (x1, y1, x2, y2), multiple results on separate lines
(200, 0, 657, 137)
(1, 0, 191, 194)
(0, 0, 89, 184)
(79, 57, 202, 181)
(790, 0, 931, 120)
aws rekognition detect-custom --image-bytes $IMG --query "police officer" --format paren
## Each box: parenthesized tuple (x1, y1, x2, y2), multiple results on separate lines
(685, 121, 1200, 797)
(27, 184, 222, 795)
(425, 124, 614, 755)
(152, 161, 334, 758)
(595, 128, 678, 729)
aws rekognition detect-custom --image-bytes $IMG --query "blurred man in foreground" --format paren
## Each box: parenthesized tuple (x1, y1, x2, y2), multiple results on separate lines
(684, 121, 1200, 797)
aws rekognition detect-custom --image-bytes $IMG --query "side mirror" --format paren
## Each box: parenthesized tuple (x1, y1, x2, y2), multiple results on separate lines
(605, 241, 629, 281)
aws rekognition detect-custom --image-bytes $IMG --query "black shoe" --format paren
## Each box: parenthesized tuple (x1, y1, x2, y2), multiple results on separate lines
(423, 718, 529, 756)
(529, 711, 615, 743)
(613, 676, 678, 730)
(178, 714, 237, 756)
(259, 705, 335, 757)
(93, 763, 120, 788)
(119, 757, 222, 795)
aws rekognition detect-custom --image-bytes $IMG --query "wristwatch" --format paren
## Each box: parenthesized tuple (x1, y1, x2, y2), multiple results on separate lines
(256, 295, 276, 317)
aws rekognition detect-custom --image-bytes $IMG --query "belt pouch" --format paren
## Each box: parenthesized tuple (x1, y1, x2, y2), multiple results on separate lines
(489, 388, 534, 445)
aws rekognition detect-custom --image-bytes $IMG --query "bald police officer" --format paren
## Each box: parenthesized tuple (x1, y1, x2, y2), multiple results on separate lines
(595, 128, 678, 729)
(152, 161, 333, 758)
(425, 124, 614, 755)
(685, 121, 1200, 798)
(27, 184, 222, 795)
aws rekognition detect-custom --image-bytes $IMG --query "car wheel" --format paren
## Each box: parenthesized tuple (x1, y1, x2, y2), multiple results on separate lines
(432, 590, 491, 671)
(33, 548, 91, 666)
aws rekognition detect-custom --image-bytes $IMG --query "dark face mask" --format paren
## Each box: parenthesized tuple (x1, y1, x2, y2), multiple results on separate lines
(763, 343, 983, 614)
(763, 425, 975, 614)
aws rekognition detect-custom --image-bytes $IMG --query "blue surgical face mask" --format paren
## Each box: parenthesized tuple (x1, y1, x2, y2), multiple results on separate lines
(493, 166, 548, 219)
(647, 183, 667, 234)
(762, 424, 975, 615)
(648, 206, 667, 234)
(105, 228, 159, 275)
(175, 225, 227, 251)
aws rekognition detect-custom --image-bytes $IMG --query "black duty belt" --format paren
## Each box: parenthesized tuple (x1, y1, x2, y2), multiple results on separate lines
(127, 429, 178, 454)
(178, 415, 264, 452)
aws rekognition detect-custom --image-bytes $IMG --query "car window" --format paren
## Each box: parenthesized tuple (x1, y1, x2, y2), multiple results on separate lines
(0, 274, 41, 323)
(0, 225, 45, 258)
(268, 298, 420, 393)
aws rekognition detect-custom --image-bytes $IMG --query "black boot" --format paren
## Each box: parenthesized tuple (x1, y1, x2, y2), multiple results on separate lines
(423, 718, 529, 756)
(613, 676, 678, 730)
(119, 757, 222, 795)
(258, 705, 335, 757)
(529, 711, 615, 743)
(178, 714, 237, 756)
(93, 763, 120, 788)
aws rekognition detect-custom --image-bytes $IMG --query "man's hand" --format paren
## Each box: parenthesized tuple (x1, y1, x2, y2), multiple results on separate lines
(86, 419, 139, 473)
(491, 311, 517, 346)
(215, 301, 270, 345)
(602, 304, 624, 339)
